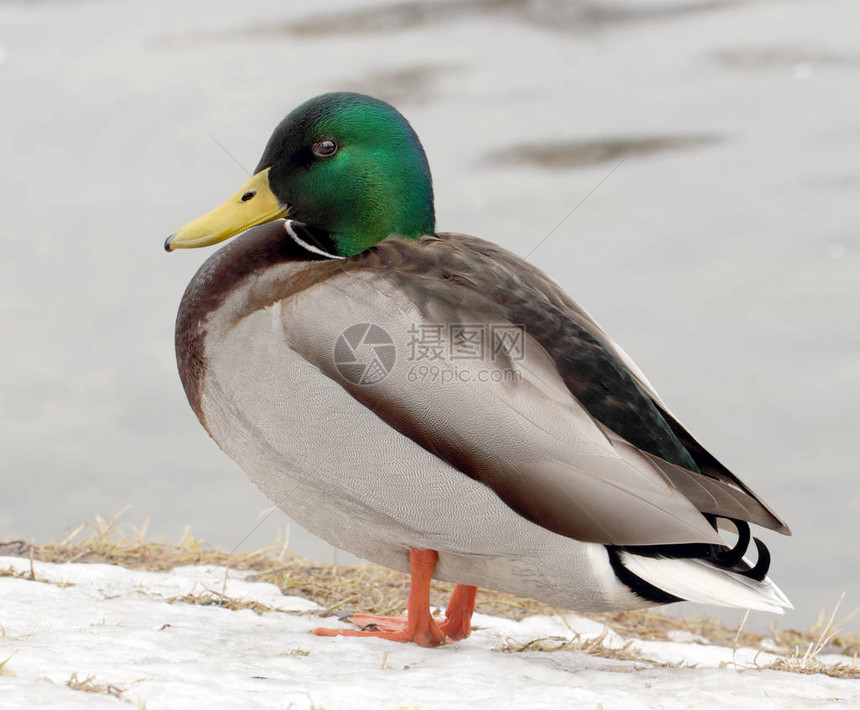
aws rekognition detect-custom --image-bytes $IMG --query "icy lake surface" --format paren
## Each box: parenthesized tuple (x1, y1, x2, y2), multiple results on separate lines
(1, 0, 858, 633)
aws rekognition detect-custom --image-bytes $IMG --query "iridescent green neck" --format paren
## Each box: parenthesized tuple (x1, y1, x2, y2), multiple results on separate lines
(326, 134, 436, 256)
(260, 92, 436, 258)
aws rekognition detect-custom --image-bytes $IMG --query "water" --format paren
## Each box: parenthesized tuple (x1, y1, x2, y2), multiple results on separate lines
(1, 0, 858, 632)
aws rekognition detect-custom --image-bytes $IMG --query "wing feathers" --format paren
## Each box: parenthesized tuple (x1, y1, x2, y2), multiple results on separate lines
(602, 428, 788, 532)
(279, 233, 788, 548)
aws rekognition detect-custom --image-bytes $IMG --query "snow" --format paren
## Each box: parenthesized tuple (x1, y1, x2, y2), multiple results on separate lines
(1, 558, 855, 709)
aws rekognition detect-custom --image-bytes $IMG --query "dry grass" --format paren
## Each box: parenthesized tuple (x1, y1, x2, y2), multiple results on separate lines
(0, 565, 73, 589)
(66, 672, 125, 698)
(0, 513, 272, 573)
(755, 596, 859, 679)
(762, 649, 857, 679)
(1, 514, 857, 678)
(0, 544, 72, 589)
(769, 603, 860, 658)
(0, 651, 17, 677)
(497, 629, 644, 663)
(590, 608, 765, 648)
(167, 589, 274, 616)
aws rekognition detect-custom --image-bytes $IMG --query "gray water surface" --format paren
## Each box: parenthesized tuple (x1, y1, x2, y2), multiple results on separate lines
(1, 0, 858, 632)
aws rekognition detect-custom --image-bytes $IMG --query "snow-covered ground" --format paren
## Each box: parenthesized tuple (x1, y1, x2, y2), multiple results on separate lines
(0, 557, 855, 709)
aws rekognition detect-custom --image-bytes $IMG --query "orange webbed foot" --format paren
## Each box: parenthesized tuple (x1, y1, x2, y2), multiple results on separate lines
(339, 612, 407, 633)
(310, 550, 478, 648)
(312, 612, 449, 647)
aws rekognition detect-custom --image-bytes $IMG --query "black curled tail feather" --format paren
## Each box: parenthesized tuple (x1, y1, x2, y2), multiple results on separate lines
(712, 518, 750, 567)
(746, 538, 771, 582)
(608, 517, 773, 602)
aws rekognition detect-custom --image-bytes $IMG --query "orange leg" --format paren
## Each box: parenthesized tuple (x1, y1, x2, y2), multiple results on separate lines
(439, 583, 477, 641)
(312, 548, 448, 647)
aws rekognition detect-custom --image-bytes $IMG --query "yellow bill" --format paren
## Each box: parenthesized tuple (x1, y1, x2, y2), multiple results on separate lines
(165, 167, 289, 251)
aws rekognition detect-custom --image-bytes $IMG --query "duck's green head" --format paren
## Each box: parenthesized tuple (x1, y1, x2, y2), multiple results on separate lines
(165, 92, 435, 257)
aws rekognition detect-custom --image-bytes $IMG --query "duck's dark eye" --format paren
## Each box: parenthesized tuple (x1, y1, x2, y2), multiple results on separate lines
(312, 139, 338, 158)
(241, 191, 256, 202)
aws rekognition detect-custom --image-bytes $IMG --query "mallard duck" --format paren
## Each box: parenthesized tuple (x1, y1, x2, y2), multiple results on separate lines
(166, 92, 791, 647)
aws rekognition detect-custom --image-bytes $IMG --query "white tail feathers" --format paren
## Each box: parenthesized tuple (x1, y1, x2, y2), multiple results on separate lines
(619, 552, 793, 614)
